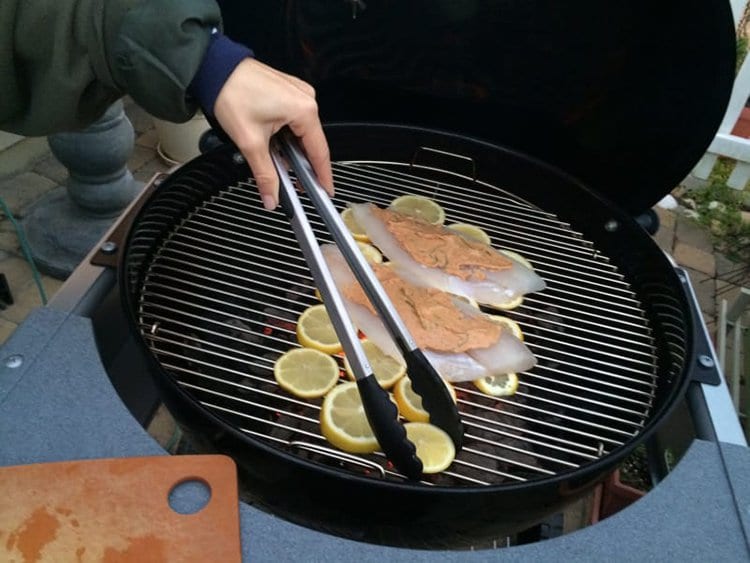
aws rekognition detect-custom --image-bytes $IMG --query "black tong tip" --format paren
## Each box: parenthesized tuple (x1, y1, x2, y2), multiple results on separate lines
(403, 348, 464, 451)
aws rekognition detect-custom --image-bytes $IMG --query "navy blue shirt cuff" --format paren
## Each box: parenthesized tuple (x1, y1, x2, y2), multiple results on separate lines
(188, 32, 254, 116)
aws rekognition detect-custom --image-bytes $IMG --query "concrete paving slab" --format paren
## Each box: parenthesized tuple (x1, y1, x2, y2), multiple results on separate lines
(673, 243, 716, 276)
(652, 227, 675, 254)
(652, 207, 676, 254)
(0, 225, 21, 255)
(654, 206, 676, 230)
(133, 156, 170, 184)
(0, 256, 33, 292)
(128, 144, 159, 173)
(675, 214, 714, 252)
(0, 132, 23, 152)
(715, 252, 750, 288)
(682, 266, 716, 319)
(135, 129, 158, 150)
(716, 281, 746, 317)
(0, 137, 49, 180)
(32, 154, 69, 185)
(716, 252, 741, 278)
(0, 171, 57, 217)
(0, 276, 62, 324)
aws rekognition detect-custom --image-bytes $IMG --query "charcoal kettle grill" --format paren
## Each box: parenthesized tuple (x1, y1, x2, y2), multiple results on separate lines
(1, 0, 749, 559)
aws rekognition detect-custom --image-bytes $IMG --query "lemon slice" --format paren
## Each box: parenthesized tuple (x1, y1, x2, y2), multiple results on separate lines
(296, 304, 342, 354)
(473, 373, 519, 397)
(487, 295, 524, 311)
(389, 195, 446, 225)
(486, 314, 524, 340)
(500, 249, 533, 269)
(343, 339, 406, 389)
(341, 208, 370, 242)
(356, 241, 383, 264)
(274, 348, 340, 399)
(394, 376, 457, 423)
(320, 381, 379, 453)
(404, 422, 456, 474)
(447, 223, 491, 245)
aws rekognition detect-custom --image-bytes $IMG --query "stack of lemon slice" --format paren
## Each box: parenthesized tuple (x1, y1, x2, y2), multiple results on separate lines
(319, 381, 456, 473)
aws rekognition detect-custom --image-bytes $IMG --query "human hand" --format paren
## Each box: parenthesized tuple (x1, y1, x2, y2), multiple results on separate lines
(213, 58, 333, 210)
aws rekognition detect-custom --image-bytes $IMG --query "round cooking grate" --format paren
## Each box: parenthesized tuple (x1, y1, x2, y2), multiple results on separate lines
(134, 155, 663, 487)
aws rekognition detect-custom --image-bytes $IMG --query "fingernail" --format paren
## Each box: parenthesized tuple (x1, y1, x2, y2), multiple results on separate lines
(262, 195, 277, 210)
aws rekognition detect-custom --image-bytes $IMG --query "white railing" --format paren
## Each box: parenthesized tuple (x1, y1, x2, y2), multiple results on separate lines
(692, 1, 750, 189)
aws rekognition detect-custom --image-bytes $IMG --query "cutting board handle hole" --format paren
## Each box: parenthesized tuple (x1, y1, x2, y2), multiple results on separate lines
(168, 478, 212, 515)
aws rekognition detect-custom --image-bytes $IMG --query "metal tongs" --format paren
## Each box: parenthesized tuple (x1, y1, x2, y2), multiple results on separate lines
(270, 128, 463, 479)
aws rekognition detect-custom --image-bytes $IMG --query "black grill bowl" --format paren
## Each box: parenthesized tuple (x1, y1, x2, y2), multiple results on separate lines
(120, 124, 692, 548)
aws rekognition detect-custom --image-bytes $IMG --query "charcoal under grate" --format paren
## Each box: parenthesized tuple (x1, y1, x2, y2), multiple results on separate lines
(136, 158, 659, 486)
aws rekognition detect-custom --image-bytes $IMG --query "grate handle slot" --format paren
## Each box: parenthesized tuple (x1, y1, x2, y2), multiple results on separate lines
(290, 441, 387, 478)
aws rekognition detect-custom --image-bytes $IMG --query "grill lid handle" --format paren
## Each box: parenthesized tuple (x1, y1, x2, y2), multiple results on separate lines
(275, 128, 464, 451)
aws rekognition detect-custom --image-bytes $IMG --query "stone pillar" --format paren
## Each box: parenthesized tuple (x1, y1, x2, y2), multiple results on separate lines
(22, 100, 140, 279)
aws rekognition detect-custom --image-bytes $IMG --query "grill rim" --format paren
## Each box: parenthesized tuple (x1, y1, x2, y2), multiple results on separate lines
(117, 124, 695, 532)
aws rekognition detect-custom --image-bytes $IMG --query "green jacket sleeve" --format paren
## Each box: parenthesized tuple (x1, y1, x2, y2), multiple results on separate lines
(0, 0, 222, 136)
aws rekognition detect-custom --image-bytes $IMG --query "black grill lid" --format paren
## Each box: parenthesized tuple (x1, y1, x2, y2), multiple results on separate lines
(219, 0, 735, 215)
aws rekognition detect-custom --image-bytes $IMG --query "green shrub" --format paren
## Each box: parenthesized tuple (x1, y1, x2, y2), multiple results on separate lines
(685, 177, 750, 263)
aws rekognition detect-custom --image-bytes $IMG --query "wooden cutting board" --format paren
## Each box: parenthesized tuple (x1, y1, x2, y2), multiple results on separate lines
(0, 455, 241, 562)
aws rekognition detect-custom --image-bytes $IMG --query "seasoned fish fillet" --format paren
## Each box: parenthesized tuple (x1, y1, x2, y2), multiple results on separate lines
(321, 245, 536, 382)
(350, 203, 546, 307)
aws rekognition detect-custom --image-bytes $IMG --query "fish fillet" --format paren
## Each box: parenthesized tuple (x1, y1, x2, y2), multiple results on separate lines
(350, 203, 546, 307)
(321, 245, 536, 382)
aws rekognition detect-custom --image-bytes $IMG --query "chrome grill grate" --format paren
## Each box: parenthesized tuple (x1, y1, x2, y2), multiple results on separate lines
(137, 159, 658, 485)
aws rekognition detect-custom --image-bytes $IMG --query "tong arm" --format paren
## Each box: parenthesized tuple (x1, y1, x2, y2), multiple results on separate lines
(277, 130, 463, 451)
(271, 143, 423, 479)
